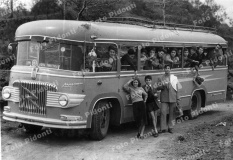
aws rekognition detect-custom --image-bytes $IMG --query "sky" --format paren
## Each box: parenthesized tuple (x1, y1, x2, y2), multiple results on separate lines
(200, 0, 233, 25)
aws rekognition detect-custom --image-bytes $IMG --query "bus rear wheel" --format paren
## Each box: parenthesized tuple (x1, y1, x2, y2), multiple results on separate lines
(23, 123, 42, 133)
(187, 92, 202, 120)
(90, 101, 110, 140)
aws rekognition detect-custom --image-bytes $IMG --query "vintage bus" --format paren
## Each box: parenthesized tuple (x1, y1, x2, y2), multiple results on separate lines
(2, 18, 228, 140)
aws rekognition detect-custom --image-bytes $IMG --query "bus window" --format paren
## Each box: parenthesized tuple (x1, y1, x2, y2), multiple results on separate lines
(39, 42, 84, 71)
(183, 48, 191, 68)
(200, 48, 211, 67)
(142, 47, 164, 70)
(165, 47, 181, 69)
(17, 40, 84, 71)
(204, 47, 226, 67)
(120, 46, 137, 71)
(85, 43, 118, 72)
(17, 41, 39, 66)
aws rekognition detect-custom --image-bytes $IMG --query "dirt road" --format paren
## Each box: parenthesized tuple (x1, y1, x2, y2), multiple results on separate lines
(1, 101, 233, 160)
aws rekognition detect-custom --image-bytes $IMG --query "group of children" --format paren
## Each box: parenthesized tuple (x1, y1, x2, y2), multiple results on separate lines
(123, 75, 161, 139)
(140, 48, 181, 70)
(140, 44, 225, 71)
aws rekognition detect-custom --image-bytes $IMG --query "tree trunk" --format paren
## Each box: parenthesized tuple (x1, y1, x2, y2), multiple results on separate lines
(77, 0, 87, 20)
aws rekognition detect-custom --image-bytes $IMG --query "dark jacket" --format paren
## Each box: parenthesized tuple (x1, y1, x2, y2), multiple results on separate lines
(188, 53, 199, 67)
(142, 84, 159, 104)
(121, 54, 136, 71)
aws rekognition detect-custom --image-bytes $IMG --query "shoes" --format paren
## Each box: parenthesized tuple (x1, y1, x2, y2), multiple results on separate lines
(153, 132, 159, 137)
(159, 130, 167, 133)
(137, 133, 144, 139)
(168, 128, 173, 133)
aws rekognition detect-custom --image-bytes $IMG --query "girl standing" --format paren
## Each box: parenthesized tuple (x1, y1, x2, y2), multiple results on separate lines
(123, 78, 148, 139)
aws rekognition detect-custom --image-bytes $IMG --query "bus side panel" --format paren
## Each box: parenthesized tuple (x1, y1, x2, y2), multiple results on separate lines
(84, 76, 122, 128)
(200, 67, 227, 104)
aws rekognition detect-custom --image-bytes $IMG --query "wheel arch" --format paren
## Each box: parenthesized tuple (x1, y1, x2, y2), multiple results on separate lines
(189, 88, 207, 109)
(86, 93, 123, 128)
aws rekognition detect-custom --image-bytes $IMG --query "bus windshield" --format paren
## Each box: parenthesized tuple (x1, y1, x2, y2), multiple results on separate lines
(17, 40, 84, 71)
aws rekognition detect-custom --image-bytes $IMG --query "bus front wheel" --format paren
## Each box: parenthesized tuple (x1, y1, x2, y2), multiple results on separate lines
(90, 101, 110, 140)
(187, 92, 202, 120)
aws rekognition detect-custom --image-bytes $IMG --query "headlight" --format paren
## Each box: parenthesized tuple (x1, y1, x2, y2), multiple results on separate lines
(2, 88, 11, 99)
(58, 95, 68, 107)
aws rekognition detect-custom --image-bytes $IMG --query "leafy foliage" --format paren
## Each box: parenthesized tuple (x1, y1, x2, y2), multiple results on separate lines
(30, 0, 62, 18)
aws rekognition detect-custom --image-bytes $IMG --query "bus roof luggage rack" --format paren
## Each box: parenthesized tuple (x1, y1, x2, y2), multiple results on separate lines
(104, 17, 216, 33)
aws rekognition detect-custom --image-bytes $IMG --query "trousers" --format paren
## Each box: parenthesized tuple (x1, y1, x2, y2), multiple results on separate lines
(160, 102, 176, 130)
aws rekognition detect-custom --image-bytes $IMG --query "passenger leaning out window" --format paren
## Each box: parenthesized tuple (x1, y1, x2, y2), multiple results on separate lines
(140, 48, 148, 70)
(100, 45, 117, 71)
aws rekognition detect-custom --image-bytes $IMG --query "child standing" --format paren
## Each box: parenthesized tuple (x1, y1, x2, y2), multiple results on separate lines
(142, 75, 160, 137)
(123, 77, 148, 139)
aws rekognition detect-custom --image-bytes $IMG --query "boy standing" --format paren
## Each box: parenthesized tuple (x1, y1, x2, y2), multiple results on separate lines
(142, 75, 160, 137)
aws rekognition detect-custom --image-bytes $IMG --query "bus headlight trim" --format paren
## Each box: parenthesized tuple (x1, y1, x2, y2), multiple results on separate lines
(2, 88, 11, 99)
(58, 95, 69, 107)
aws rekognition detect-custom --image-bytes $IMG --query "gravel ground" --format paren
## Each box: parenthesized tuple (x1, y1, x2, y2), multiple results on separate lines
(1, 101, 233, 160)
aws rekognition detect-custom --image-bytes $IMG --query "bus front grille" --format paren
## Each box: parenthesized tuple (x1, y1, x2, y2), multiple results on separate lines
(13, 80, 57, 115)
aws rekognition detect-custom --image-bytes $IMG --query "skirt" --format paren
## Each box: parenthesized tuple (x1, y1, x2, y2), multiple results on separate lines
(133, 101, 147, 126)
(146, 101, 160, 112)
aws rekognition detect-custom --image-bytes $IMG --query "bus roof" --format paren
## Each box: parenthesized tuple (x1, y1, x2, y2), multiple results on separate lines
(15, 20, 227, 47)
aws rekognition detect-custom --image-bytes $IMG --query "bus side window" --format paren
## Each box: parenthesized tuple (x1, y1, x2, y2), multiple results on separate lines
(72, 45, 83, 71)
(84, 43, 118, 72)
(165, 47, 181, 69)
(207, 47, 226, 67)
(143, 47, 163, 70)
(120, 46, 137, 71)
(201, 48, 212, 67)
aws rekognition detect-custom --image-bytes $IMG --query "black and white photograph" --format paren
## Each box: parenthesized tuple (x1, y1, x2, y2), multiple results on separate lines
(0, 0, 233, 159)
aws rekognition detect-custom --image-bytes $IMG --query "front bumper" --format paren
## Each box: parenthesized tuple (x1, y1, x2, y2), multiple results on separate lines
(3, 111, 87, 129)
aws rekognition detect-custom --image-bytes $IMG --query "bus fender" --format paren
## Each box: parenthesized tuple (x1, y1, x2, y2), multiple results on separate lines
(189, 87, 207, 109)
(86, 93, 124, 128)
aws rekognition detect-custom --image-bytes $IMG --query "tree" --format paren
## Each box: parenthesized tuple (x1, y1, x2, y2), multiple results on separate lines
(62, 0, 122, 20)
(31, 0, 62, 19)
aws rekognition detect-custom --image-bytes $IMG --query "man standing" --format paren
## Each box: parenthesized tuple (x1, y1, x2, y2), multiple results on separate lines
(156, 65, 180, 133)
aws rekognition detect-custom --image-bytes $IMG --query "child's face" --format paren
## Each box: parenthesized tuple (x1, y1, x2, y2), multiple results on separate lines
(145, 78, 152, 85)
(198, 48, 203, 54)
(133, 80, 139, 87)
(150, 50, 155, 57)
(129, 54, 135, 59)
(218, 56, 223, 61)
(191, 49, 195, 54)
(158, 51, 164, 57)
(178, 50, 181, 55)
(109, 49, 116, 57)
(141, 52, 146, 57)
(204, 52, 207, 56)
(171, 50, 176, 57)
(184, 51, 189, 57)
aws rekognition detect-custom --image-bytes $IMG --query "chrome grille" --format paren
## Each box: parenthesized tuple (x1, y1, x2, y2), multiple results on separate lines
(13, 80, 57, 115)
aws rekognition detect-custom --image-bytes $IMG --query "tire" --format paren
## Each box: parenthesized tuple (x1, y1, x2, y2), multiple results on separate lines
(23, 123, 42, 133)
(90, 101, 110, 140)
(187, 92, 202, 120)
